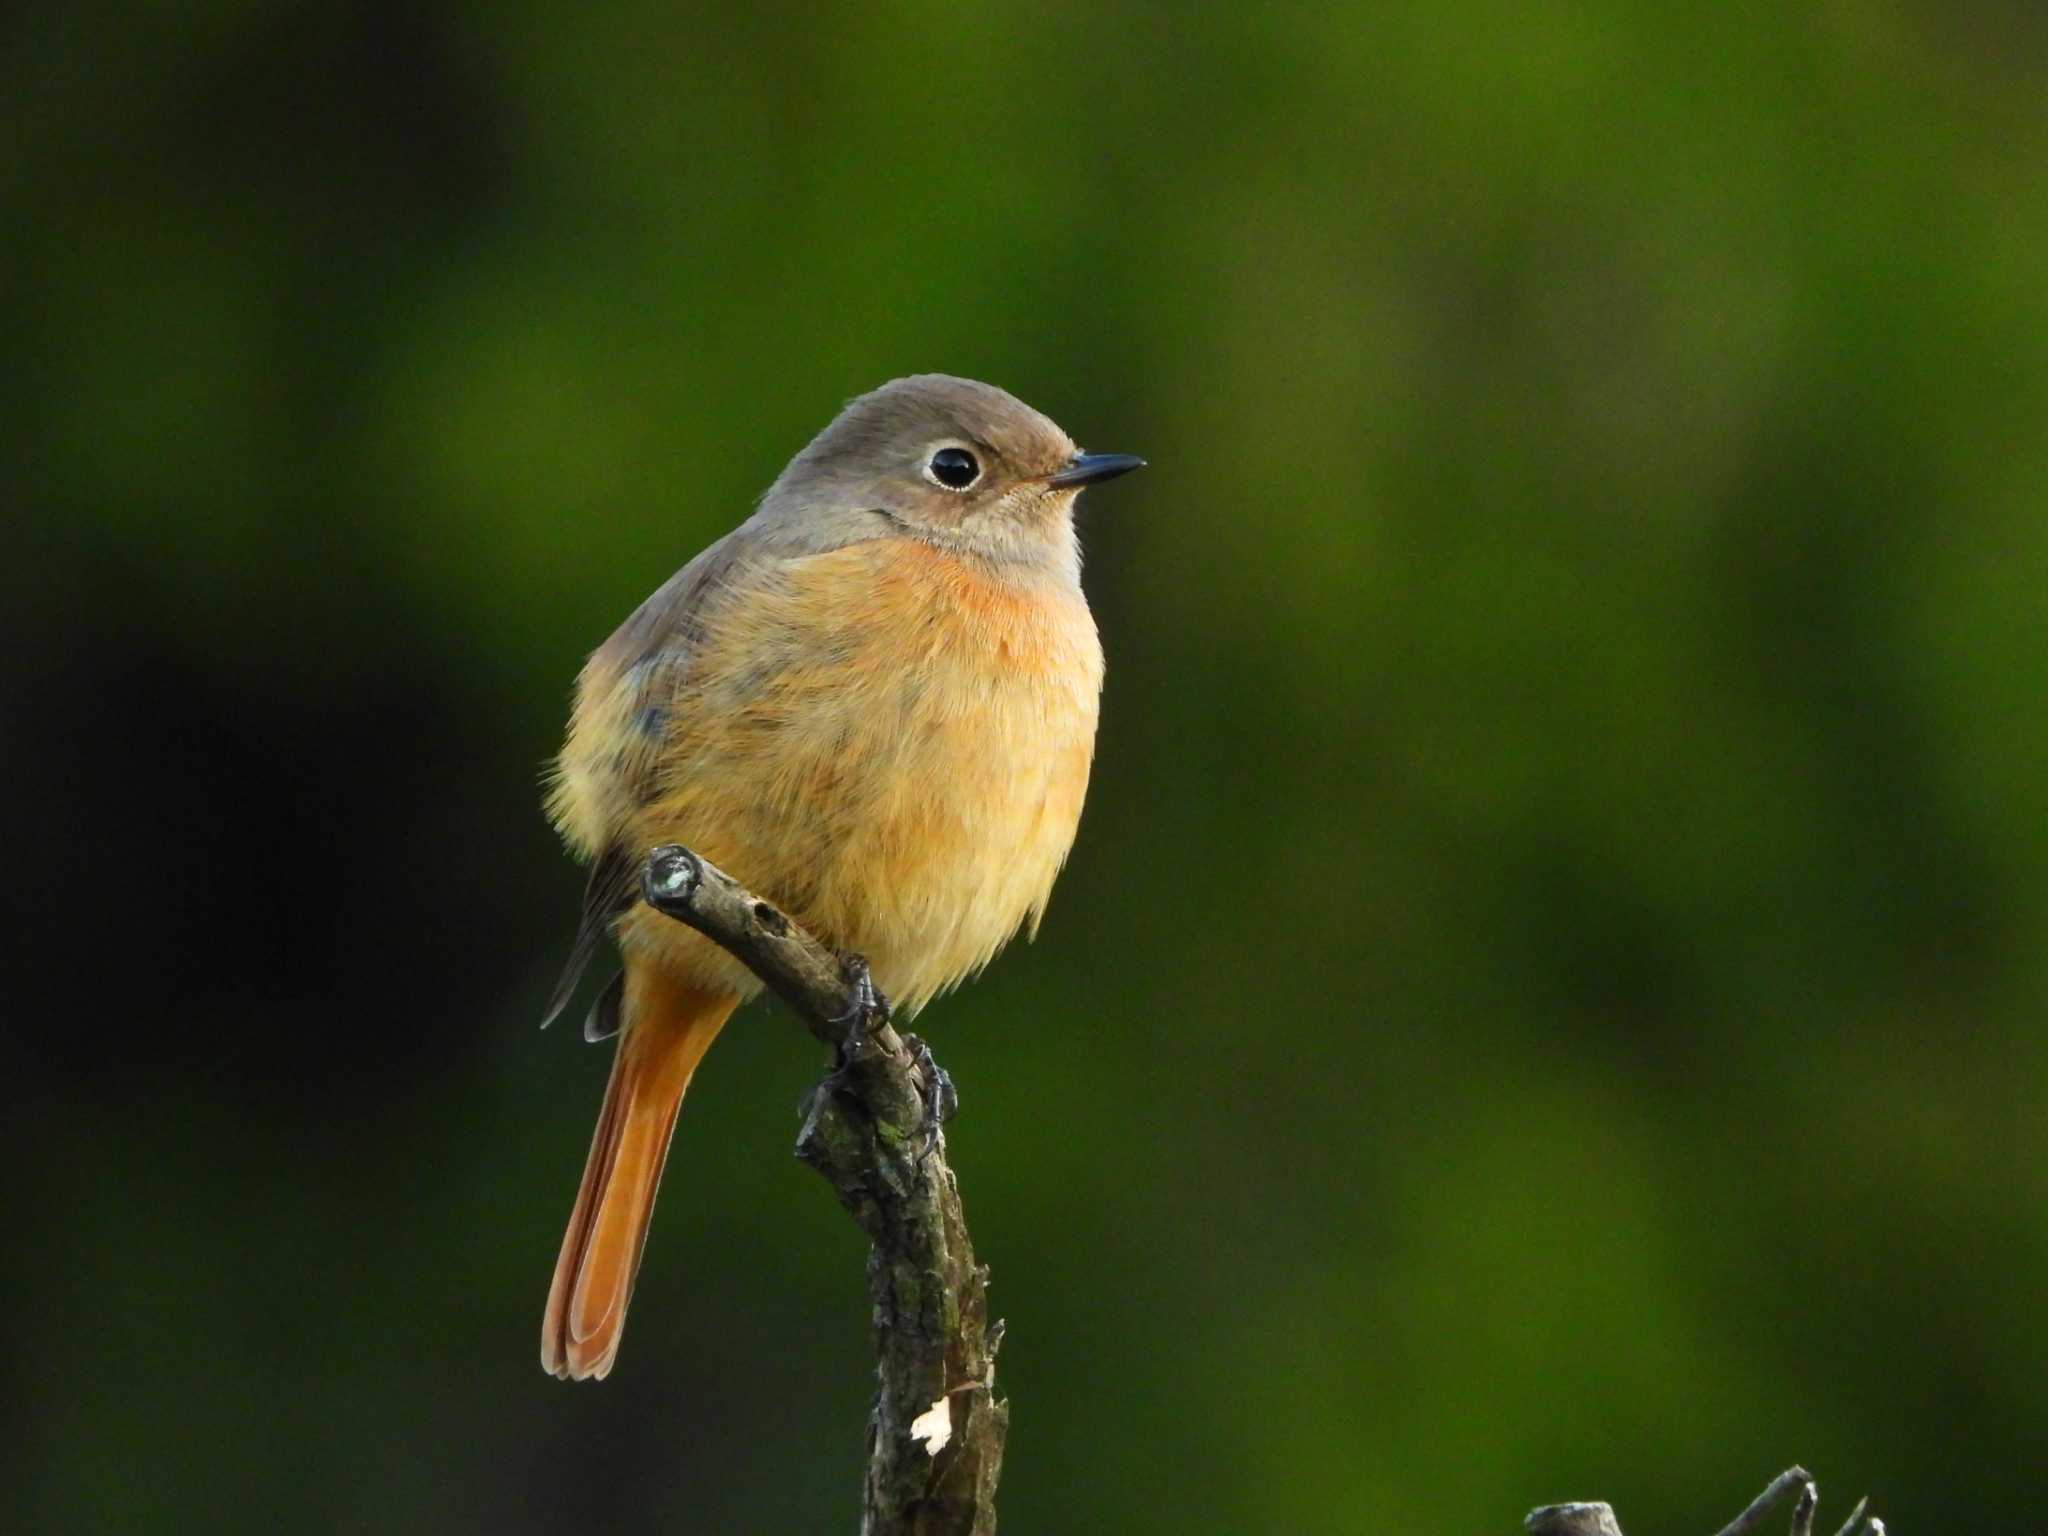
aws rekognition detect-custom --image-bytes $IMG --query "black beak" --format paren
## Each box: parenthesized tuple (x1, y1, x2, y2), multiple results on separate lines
(1047, 452, 1147, 488)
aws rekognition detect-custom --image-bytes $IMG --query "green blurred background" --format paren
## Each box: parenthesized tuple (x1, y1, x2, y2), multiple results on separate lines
(7, 2, 2045, 1530)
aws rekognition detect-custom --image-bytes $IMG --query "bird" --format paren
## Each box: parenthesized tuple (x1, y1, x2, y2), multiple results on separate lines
(537, 374, 1143, 1380)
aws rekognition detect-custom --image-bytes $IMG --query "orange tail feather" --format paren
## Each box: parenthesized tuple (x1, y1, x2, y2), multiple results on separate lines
(542, 967, 738, 1381)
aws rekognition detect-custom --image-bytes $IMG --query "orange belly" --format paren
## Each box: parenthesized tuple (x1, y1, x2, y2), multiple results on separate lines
(563, 538, 1103, 1013)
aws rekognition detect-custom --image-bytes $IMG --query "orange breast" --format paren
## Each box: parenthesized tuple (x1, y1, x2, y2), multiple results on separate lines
(587, 537, 1103, 1012)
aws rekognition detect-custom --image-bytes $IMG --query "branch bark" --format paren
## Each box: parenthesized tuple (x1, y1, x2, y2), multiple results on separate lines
(1526, 1469, 1885, 1536)
(641, 844, 1006, 1536)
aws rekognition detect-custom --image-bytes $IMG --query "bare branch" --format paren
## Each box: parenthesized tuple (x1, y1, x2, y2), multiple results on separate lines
(1526, 1504, 1625, 1536)
(1791, 1481, 1818, 1536)
(641, 844, 1006, 1536)
(1526, 1470, 1879, 1536)
(643, 843, 887, 1049)
(1712, 1467, 1814, 1536)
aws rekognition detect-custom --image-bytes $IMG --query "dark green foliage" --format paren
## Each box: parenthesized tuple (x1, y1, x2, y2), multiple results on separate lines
(5, 3, 2045, 1531)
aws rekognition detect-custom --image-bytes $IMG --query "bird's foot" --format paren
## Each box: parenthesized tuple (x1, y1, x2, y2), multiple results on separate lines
(901, 1033, 957, 1165)
(828, 954, 892, 1066)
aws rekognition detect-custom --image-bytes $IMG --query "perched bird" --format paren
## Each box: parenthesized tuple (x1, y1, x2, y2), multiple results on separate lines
(538, 374, 1143, 1380)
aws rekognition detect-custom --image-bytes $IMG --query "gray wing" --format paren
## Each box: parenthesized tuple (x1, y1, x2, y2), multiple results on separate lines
(538, 507, 882, 1030)
(537, 534, 744, 1031)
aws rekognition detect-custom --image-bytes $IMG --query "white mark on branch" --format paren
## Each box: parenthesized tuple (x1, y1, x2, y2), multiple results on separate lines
(909, 1396, 953, 1456)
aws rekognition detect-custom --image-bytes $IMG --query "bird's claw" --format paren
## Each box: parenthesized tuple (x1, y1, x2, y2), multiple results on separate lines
(829, 954, 892, 1065)
(822, 956, 949, 1163)
(902, 1033, 957, 1164)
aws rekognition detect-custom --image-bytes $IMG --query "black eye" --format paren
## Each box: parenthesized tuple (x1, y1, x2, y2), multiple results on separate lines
(928, 447, 980, 490)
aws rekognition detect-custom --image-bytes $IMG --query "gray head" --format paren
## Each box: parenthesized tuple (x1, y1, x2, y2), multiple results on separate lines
(759, 375, 1143, 577)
